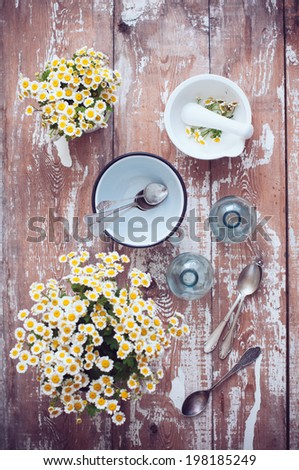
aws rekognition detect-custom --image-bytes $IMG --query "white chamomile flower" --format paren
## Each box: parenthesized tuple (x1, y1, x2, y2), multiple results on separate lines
(25, 105, 34, 116)
(56, 100, 68, 113)
(146, 381, 156, 393)
(97, 356, 114, 373)
(20, 77, 30, 90)
(24, 317, 37, 331)
(64, 122, 76, 137)
(84, 108, 96, 121)
(83, 97, 94, 107)
(14, 327, 25, 341)
(17, 309, 30, 321)
(55, 89, 65, 100)
(38, 91, 48, 102)
(10, 348, 20, 359)
(16, 362, 28, 374)
(74, 92, 84, 103)
(30, 81, 40, 93)
(112, 411, 126, 426)
(42, 383, 55, 396)
(106, 399, 119, 415)
(64, 87, 74, 99)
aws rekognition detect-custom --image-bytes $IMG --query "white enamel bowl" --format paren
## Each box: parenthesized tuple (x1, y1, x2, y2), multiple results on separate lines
(164, 74, 252, 160)
(92, 152, 187, 248)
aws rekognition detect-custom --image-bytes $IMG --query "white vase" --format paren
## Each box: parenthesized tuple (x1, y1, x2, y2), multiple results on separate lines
(84, 123, 103, 134)
(52, 135, 72, 167)
(51, 111, 112, 167)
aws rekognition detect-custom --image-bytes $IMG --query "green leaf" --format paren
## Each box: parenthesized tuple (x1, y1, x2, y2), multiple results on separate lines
(97, 296, 108, 306)
(86, 404, 99, 417)
(40, 69, 51, 81)
(104, 335, 118, 351)
(102, 326, 113, 336)
(123, 356, 136, 369)
(71, 283, 83, 292)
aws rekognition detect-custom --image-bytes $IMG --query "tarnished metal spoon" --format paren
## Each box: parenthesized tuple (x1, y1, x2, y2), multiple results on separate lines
(219, 264, 262, 359)
(204, 262, 262, 354)
(84, 182, 168, 225)
(182, 346, 261, 417)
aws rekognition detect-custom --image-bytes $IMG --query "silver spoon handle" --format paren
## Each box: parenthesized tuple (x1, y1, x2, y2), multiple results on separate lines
(85, 201, 136, 226)
(210, 346, 262, 392)
(84, 194, 144, 224)
(204, 294, 241, 353)
(97, 201, 136, 219)
(219, 297, 245, 360)
(96, 193, 145, 212)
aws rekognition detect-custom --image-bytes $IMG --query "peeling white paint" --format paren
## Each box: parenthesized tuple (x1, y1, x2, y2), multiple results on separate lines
(225, 386, 242, 449)
(276, 83, 284, 106)
(266, 0, 277, 12)
(259, 123, 274, 163)
(121, 0, 163, 27)
(241, 123, 274, 169)
(260, 225, 286, 401)
(253, 25, 277, 97)
(286, 45, 299, 66)
(65, 165, 89, 235)
(276, 83, 285, 125)
(116, 54, 133, 107)
(177, 59, 187, 74)
(201, 15, 209, 31)
(211, 173, 233, 202)
(289, 227, 297, 250)
(128, 401, 148, 447)
(243, 353, 262, 449)
(154, 111, 165, 132)
(289, 87, 299, 115)
(94, 0, 114, 16)
(169, 367, 185, 410)
(138, 55, 150, 74)
(74, 7, 84, 33)
(160, 80, 169, 105)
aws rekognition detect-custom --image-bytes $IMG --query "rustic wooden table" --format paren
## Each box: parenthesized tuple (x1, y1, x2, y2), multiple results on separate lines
(1, 0, 298, 451)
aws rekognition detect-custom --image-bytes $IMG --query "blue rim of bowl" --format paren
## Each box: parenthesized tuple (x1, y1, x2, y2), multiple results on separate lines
(91, 151, 188, 248)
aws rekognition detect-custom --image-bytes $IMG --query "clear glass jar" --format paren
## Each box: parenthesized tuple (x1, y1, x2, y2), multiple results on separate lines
(166, 252, 214, 300)
(209, 195, 257, 243)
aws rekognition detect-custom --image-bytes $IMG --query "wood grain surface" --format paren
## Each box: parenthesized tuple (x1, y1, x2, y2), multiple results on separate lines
(285, 0, 299, 451)
(1, 0, 298, 451)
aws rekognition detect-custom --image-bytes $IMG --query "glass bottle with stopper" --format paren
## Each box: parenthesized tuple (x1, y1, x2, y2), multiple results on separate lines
(166, 253, 214, 300)
(209, 195, 257, 243)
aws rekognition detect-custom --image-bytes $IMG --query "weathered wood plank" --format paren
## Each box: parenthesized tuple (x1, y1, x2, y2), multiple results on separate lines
(285, 0, 299, 450)
(2, 0, 114, 449)
(209, 0, 287, 449)
(113, 0, 212, 449)
(0, 1, 5, 449)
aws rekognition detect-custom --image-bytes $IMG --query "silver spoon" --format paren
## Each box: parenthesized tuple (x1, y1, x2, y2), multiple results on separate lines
(181, 346, 262, 417)
(84, 183, 168, 224)
(219, 263, 262, 359)
(204, 262, 262, 354)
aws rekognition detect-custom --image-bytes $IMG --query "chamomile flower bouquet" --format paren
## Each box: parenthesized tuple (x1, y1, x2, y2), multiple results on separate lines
(18, 47, 121, 166)
(10, 251, 189, 426)
(19, 46, 121, 140)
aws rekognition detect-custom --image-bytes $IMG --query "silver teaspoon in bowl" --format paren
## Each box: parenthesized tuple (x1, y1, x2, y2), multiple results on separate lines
(181, 346, 262, 417)
(204, 262, 262, 354)
(84, 183, 168, 224)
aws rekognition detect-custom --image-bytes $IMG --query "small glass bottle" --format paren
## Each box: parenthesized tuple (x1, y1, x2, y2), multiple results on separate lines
(166, 252, 214, 300)
(209, 195, 257, 243)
